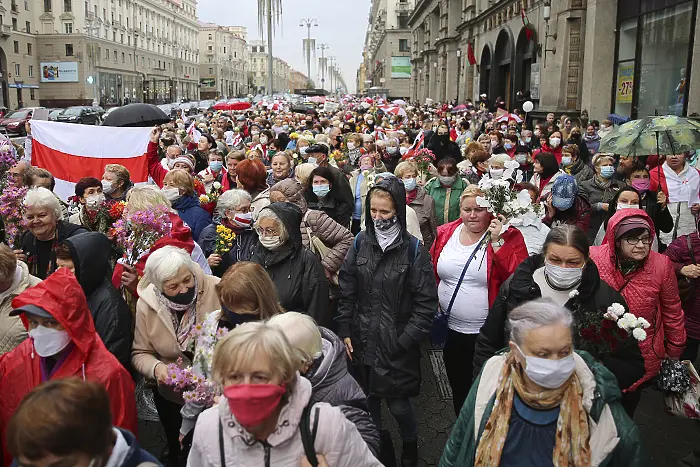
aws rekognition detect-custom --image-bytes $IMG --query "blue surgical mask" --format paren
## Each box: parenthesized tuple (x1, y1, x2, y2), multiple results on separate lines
(308, 157, 317, 165)
(561, 156, 573, 167)
(403, 177, 417, 191)
(504, 143, 514, 150)
(209, 161, 223, 171)
(312, 185, 330, 198)
(600, 166, 615, 179)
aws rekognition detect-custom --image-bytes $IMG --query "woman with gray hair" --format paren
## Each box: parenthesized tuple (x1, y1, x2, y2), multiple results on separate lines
(440, 299, 644, 467)
(187, 321, 382, 466)
(251, 203, 329, 326)
(131, 245, 221, 466)
(198, 188, 258, 277)
(15, 187, 86, 279)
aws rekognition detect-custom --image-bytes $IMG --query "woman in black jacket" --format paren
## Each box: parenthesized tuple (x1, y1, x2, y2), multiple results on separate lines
(427, 123, 462, 163)
(250, 202, 330, 326)
(629, 166, 673, 249)
(472, 225, 645, 391)
(305, 166, 353, 228)
(337, 177, 438, 467)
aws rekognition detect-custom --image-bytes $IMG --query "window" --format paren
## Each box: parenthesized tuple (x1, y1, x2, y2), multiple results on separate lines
(113, 31, 116, 41)
(28, 65, 33, 77)
(121, 52, 125, 62)
(105, 48, 109, 59)
(25, 21, 30, 33)
(223, 47, 226, 53)
(399, 39, 409, 52)
(26, 43, 31, 55)
(209, 67, 213, 74)
(64, 22, 73, 33)
(13, 41, 18, 53)
(208, 34, 212, 40)
(120, 33, 124, 43)
(44, 0, 51, 12)
(128, 35, 131, 45)
(24, 0, 29, 10)
(11, 18, 17, 31)
(30, 88, 35, 100)
(14, 64, 20, 76)
(103, 7, 106, 19)
(208, 45, 212, 51)
(65, 43, 73, 55)
(64, 0, 71, 12)
(113, 50, 117, 61)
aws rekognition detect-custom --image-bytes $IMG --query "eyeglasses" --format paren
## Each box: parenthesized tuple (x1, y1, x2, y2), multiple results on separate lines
(624, 237, 653, 246)
(255, 227, 279, 236)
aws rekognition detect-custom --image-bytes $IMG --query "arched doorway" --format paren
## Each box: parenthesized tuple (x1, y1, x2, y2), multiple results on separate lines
(479, 45, 491, 99)
(494, 29, 514, 109)
(0, 47, 8, 109)
(515, 27, 537, 101)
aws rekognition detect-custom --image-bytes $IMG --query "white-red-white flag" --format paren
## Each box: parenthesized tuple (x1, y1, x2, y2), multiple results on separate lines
(31, 120, 151, 200)
(187, 121, 201, 143)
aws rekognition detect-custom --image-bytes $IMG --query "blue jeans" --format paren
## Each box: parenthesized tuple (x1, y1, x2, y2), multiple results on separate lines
(367, 395, 418, 442)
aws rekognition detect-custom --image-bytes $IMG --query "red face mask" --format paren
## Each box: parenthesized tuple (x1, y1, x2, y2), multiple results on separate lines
(223, 383, 286, 429)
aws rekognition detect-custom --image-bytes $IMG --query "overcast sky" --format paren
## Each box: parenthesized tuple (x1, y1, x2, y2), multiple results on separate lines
(197, 0, 371, 93)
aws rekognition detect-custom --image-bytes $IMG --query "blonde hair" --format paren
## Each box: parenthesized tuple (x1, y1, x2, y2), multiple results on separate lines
(268, 312, 322, 364)
(212, 322, 301, 384)
(226, 150, 246, 163)
(163, 169, 195, 197)
(460, 185, 485, 203)
(593, 153, 615, 167)
(0, 244, 17, 281)
(126, 185, 171, 212)
(295, 163, 316, 186)
(394, 161, 418, 179)
(104, 164, 130, 187)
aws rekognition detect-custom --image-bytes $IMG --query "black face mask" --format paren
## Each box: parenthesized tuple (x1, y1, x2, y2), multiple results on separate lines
(221, 303, 259, 327)
(164, 286, 196, 305)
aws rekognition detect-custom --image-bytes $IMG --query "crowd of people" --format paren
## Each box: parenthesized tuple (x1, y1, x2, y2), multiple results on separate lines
(0, 96, 697, 467)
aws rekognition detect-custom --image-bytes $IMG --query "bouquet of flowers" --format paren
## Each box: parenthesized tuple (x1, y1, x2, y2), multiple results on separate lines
(111, 204, 172, 265)
(402, 148, 436, 175)
(164, 357, 219, 406)
(476, 161, 540, 223)
(215, 224, 235, 254)
(0, 181, 27, 249)
(198, 181, 222, 205)
(329, 149, 348, 170)
(68, 198, 127, 234)
(575, 302, 649, 358)
(0, 139, 19, 192)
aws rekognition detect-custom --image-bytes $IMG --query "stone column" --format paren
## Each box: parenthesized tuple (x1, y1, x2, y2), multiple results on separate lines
(687, 5, 700, 115)
(579, 0, 616, 121)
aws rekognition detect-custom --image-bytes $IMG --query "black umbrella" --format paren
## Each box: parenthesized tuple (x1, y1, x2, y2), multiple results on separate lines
(102, 103, 171, 127)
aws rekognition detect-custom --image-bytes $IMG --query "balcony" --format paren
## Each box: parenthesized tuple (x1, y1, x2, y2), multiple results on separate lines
(396, 2, 412, 16)
(0, 24, 11, 36)
(10, 1, 18, 13)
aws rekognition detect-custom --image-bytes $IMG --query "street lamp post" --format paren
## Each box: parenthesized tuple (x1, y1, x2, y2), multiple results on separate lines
(318, 43, 328, 91)
(83, 22, 100, 105)
(299, 18, 318, 88)
(328, 56, 336, 95)
(456, 49, 462, 104)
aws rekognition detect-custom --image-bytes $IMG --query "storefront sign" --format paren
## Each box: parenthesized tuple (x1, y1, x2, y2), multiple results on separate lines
(200, 78, 216, 87)
(530, 63, 540, 100)
(616, 64, 634, 104)
(391, 57, 411, 79)
(9, 83, 39, 88)
(40, 62, 79, 83)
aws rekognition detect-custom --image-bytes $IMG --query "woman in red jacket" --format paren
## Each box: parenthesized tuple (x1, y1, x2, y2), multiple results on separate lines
(430, 185, 528, 414)
(0, 269, 137, 466)
(590, 209, 686, 416)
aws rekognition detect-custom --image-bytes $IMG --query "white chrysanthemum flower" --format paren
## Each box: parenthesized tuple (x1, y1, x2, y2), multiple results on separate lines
(476, 196, 490, 208)
(608, 303, 626, 317)
(569, 289, 579, 299)
(212, 181, 222, 190)
(637, 317, 651, 329)
(516, 189, 532, 208)
(504, 160, 520, 170)
(632, 328, 647, 341)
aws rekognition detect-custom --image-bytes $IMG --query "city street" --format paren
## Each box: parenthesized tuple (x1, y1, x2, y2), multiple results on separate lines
(137, 349, 700, 466)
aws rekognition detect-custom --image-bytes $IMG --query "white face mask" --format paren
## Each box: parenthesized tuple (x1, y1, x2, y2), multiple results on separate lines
(260, 235, 282, 250)
(101, 180, 115, 194)
(162, 187, 181, 202)
(85, 193, 105, 210)
(260, 136, 268, 145)
(299, 147, 308, 155)
(399, 146, 408, 156)
(29, 325, 72, 357)
(544, 260, 583, 290)
(617, 203, 638, 210)
(347, 142, 356, 150)
(489, 168, 504, 179)
(515, 344, 576, 389)
(549, 137, 561, 148)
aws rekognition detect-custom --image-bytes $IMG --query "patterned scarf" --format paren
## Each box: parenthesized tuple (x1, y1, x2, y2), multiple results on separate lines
(155, 279, 198, 352)
(474, 352, 591, 467)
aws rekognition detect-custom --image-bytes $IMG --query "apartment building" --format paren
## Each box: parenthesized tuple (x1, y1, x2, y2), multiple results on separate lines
(199, 22, 247, 99)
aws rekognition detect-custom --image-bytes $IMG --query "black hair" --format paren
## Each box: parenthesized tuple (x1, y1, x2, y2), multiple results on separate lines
(541, 224, 590, 259)
(534, 152, 559, 178)
(437, 157, 458, 174)
(603, 187, 641, 230)
(305, 166, 339, 203)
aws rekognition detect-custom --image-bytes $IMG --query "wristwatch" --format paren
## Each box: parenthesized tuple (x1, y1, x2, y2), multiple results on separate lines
(491, 238, 505, 247)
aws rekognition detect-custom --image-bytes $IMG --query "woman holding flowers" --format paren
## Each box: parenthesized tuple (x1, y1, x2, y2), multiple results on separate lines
(430, 185, 528, 415)
(441, 300, 643, 467)
(131, 246, 220, 467)
(590, 209, 686, 416)
(199, 189, 258, 277)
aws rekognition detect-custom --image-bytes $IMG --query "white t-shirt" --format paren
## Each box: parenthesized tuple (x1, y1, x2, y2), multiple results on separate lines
(437, 225, 489, 334)
(533, 267, 573, 307)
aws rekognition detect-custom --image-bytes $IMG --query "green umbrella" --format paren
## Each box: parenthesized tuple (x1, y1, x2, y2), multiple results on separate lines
(598, 115, 700, 156)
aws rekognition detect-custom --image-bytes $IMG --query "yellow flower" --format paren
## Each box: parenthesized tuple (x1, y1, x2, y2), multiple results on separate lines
(199, 194, 210, 203)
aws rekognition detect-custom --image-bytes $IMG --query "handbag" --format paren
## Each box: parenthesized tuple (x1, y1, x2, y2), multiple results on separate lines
(430, 234, 488, 348)
(677, 235, 697, 304)
(662, 360, 700, 419)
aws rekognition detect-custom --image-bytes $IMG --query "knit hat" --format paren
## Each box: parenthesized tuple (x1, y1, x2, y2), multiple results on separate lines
(551, 175, 578, 210)
(172, 154, 195, 171)
(615, 216, 651, 240)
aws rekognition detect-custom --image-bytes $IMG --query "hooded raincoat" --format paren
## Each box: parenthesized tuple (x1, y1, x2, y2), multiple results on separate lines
(63, 232, 133, 369)
(336, 178, 438, 398)
(0, 269, 137, 466)
(590, 209, 687, 390)
(250, 203, 330, 326)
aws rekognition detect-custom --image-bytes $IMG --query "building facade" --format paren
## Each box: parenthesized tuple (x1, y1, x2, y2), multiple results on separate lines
(199, 22, 247, 100)
(0, 0, 41, 109)
(408, 0, 700, 121)
(247, 40, 308, 94)
(361, 0, 414, 99)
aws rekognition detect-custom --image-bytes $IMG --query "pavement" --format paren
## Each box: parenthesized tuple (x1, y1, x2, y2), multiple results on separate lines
(138, 350, 700, 467)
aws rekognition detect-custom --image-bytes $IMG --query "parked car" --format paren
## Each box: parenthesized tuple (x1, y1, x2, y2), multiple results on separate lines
(55, 106, 101, 125)
(197, 99, 215, 112)
(179, 101, 198, 116)
(0, 107, 45, 136)
(48, 108, 64, 121)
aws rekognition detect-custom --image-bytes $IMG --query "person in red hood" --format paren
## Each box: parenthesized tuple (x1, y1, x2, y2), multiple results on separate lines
(0, 268, 137, 466)
(539, 130, 564, 165)
(590, 209, 686, 416)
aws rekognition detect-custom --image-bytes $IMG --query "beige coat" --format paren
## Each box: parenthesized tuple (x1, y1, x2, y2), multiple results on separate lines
(131, 265, 220, 403)
(0, 262, 41, 355)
